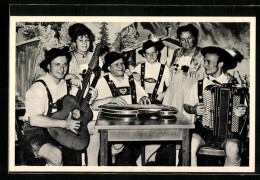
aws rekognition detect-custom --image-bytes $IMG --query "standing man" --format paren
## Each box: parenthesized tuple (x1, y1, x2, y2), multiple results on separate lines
(132, 39, 171, 104)
(23, 47, 97, 166)
(183, 46, 247, 166)
(92, 51, 150, 166)
(131, 39, 171, 165)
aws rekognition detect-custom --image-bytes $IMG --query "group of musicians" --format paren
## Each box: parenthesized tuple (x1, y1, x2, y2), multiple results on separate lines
(22, 23, 248, 166)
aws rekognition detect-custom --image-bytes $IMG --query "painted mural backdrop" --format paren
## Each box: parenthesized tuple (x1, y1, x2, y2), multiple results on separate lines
(15, 22, 250, 103)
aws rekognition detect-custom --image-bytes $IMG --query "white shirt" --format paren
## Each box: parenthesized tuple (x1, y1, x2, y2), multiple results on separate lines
(25, 73, 67, 118)
(132, 61, 171, 94)
(95, 73, 148, 104)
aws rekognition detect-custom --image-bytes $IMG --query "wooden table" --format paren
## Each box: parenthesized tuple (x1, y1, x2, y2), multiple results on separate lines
(95, 112, 194, 166)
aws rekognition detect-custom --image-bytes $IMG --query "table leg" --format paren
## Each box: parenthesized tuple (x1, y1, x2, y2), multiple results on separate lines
(169, 143, 176, 166)
(100, 130, 108, 166)
(141, 144, 145, 166)
(182, 129, 190, 166)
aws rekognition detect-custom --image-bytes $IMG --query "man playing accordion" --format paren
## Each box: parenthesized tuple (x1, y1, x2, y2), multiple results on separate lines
(183, 46, 247, 166)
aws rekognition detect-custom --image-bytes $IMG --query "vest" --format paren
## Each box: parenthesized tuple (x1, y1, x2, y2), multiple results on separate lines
(104, 74, 137, 104)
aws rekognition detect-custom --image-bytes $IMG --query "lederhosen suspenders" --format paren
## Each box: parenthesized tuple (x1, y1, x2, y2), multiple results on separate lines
(140, 63, 146, 88)
(140, 63, 165, 101)
(197, 79, 204, 104)
(34, 80, 70, 115)
(34, 80, 55, 115)
(195, 79, 204, 129)
(104, 74, 137, 104)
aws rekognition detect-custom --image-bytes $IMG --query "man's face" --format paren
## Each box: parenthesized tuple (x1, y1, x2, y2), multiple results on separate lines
(75, 34, 90, 53)
(144, 46, 158, 63)
(203, 53, 222, 76)
(109, 58, 125, 77)
(48, 56, 68, 82)
(180, 31, 195, 50)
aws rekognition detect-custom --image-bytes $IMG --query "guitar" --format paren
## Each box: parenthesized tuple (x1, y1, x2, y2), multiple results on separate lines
(81, 66, 102, 108)
(48, 43, 102, 151)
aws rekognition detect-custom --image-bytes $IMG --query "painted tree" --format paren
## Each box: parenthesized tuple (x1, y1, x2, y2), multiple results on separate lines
(99, 22, 111, 47)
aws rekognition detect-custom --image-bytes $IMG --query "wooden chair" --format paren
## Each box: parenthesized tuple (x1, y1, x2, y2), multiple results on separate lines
(197, 147, 225, 157)
(197, 146, 226, 166)
(197, 140, 249, 166)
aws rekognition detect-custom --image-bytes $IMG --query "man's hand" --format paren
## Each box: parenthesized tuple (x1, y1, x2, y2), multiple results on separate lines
(70, 74, 82, 89)
(156, 92, 165, 101)
(138, 96, 151, 105)
(234, 104, 247, 117)
(72, 108, 81, 119)
(88, 87, 98, 104)
(193, 103, 206, 115)
(65, 112, 81, 134)
(111, 96, 128, 105)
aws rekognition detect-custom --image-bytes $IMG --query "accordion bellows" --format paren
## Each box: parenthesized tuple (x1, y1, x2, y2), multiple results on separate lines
(199, 84, 248, 138)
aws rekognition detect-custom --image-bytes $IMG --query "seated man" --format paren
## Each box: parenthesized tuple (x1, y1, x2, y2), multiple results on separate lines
(183, 46, 247, 166)
(92, 51, 150, 166)
(23, 47, 97, 166)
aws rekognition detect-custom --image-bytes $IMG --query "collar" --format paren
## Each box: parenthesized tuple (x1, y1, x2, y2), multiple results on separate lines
(146, 61, 159, 67)
(207, 73, 230, 84)
(45, 73, 66, 86)
(108, 73, 128, 83)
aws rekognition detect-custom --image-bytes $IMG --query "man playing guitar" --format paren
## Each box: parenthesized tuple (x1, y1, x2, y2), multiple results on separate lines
(23, 47, 97, 166)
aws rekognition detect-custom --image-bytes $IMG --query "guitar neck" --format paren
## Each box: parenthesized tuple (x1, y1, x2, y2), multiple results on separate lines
(75, 69, 92, 103)
(80, 68, 101, 111)
(75, 43, 102, 103)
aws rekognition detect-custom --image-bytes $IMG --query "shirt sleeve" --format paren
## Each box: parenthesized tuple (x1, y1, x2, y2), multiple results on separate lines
(163, 65, 171, 87)
(25, 83, 47, 117)
(95, 77, 112, 100)
(69, 56, 81, 79)
(131, 64, 141, 74)
(135, 81, 149, 102)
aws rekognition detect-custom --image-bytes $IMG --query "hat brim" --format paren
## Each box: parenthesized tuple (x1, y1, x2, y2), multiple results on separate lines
(40, 46, 69, 70)
(201, 46, 232, 60)
(102, 64, 109, 72)
(201, 46, 236, 70)
(102, 59, 128, 73)
(138, 41, 164, 56)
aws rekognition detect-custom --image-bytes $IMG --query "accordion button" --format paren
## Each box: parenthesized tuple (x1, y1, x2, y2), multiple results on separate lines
(199, 96, 203, 99)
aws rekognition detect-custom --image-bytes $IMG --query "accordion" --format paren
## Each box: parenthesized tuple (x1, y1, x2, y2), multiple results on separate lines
(198, 84, 248, 138)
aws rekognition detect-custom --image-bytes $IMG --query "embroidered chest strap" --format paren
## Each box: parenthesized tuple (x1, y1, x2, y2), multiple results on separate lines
(198, 79, 204, 103)
(104, 75, 121, 97)
(196, 79, 204, 122)
(150, 64, 165, 102)
(141, 63, 145, 88)
(104, 75, 137, 104)
(34, 80, 54, 115)
(128, 74, 137, 104)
